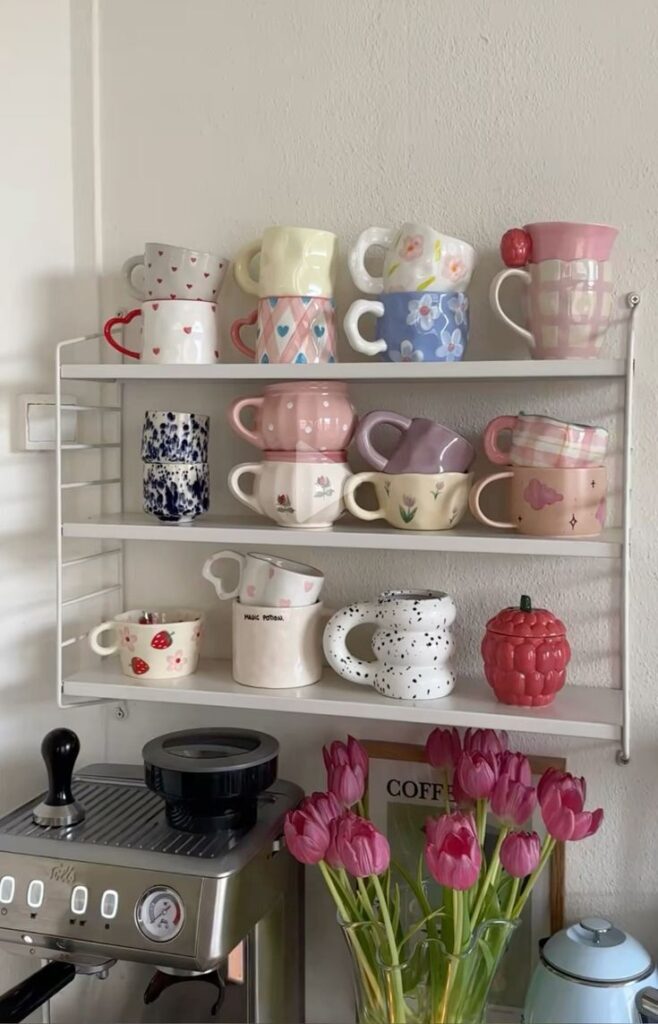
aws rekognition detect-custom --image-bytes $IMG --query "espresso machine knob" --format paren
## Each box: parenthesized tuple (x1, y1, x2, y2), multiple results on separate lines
(32, 729, 85, 827)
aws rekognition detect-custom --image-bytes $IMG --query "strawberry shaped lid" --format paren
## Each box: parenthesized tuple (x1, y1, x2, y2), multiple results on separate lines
(485, 595, 567, 638)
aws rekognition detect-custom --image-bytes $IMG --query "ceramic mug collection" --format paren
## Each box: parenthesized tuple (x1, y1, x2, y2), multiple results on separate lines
(89, 608, 204, 680)
(470, 411, 608, 537)
(142, 410, 209, 523)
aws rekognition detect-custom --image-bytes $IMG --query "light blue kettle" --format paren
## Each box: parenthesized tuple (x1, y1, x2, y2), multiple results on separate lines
(524, 917, 658, 1024)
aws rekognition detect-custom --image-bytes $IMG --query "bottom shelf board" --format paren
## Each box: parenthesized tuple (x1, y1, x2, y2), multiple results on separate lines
(63, 661, 621, 740)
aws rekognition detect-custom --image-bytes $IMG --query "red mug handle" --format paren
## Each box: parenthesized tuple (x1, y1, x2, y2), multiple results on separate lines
(230, 310, 257, 360)
(103, 307, 142, 358)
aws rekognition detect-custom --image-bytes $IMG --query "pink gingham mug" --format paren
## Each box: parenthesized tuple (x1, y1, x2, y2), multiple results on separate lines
(483, 413, 608, 469)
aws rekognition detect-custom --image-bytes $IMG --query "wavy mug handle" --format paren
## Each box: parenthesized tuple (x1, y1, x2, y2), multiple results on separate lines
(202, 550, 246, 600)
(483, 416, 518, 465)
(121, 255, 146, 299)
(228, 463, 264, 515)
(343, 472, 386, 522)
(343, 300, 387, 357)
(468, 472, 515, 529)
(355, 410, 412, 471)
(233, 239, 262, 296)
(227, 395, 265, 448)
(348, 226, 395, 294)
(323, 603, 378, 686)
(230, 310, 258, 359)
(89, 621, 120, 656)
(103, 307, 142, 358)
(489, 268, 535, 349)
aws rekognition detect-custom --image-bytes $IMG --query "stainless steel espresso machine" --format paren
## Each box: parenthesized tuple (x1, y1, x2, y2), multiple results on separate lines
(0, 728, 304, 1023)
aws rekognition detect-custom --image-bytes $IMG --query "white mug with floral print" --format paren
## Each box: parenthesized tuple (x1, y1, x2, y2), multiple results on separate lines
(348, 222, 476, 295)
(89, 608, 203, 681)
(228, 451, 351, 528)
(344, 471, 472, 531)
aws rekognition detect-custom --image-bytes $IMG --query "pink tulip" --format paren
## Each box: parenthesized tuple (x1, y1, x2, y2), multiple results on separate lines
(451, 772, 475, 809)
(328, 764, 366, 807)
(491, 772, 536, 827)
(498, 751, 532, 786)
(500, 831, 541, 878)
(323, 736, 369, 779)
(425, 727, 461, 770)
(463, 728, 509, 759)
(325, 815, 344, 869)
(334, 812, 390, 877)
(424, 811, 481, 890)
(302, 791, 342, 828)
(537, 767, 585, 807)
(284, 807, 330, 864)
(540, 772, 603, 842)
(456, 750, 498, 800)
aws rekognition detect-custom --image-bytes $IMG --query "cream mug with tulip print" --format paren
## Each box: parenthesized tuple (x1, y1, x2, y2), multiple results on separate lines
(234, 226, 338, 298)
(349, 222, 476, 294)
(202, 550, 324, 607)
(103, 301, 219, 363)
(228, 452, 351, 528)
(469, 466, 607, 537)
(344, 472, 472, 531)
(88, 609, 203, 680)
(122, 242, 230, 301)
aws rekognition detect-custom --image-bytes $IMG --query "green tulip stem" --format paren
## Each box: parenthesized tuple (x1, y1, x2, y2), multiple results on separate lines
(505, 878, 521, 919)
(443, 768, 452, 814)
(471, 826, 508, 926)
(476, 799, 488, 847)
(371, 872, 407, 1024)
(513, 836, 556, 919)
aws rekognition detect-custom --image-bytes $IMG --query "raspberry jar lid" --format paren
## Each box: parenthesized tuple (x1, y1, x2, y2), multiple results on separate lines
(485, 595, 567, 638)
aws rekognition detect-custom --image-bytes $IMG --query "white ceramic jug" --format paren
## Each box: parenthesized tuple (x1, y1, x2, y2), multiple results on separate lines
(323, 590, 457, 700)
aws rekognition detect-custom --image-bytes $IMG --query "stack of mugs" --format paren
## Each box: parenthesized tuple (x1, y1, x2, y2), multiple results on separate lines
(142, 411, 210, 523)
(344, 221, 476, 362)
(202, 550, 325, 688)
(226, 381, 357, 528)
(103, 242, 229, 363)
(469, 412, 608, 537)
(345, 411, 475, 530)
(231, 226, 338, 364)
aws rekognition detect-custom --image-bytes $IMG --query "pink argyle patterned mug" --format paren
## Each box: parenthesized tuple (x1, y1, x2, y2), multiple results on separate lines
(483, 413, 608, 469)
(230, 296, 337, 364)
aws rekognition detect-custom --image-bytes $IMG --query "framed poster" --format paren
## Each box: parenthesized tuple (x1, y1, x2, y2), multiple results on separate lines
(361, 740, 566, 1018)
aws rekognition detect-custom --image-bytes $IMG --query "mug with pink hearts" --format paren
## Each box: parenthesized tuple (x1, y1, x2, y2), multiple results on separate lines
(122, 242, 230, 301)
(103, 300, 219, 363)
(202, 550, 324, 607)
(228, 381, 357, 452)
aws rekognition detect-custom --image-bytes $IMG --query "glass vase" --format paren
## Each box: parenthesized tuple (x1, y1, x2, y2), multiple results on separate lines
(340, 917, 518, 1024)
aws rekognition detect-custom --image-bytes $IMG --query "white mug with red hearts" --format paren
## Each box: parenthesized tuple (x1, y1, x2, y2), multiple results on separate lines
(103, 300, 219, 363)
(88, 608, 204, 680)
(202, 550, 324, 608)
(122, 242, 230, 301)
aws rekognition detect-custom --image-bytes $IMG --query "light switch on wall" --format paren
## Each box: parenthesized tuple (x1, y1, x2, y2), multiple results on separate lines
(17, 394, 78, 451)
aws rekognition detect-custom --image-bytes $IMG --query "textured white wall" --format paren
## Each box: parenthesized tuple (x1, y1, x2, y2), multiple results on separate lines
(59, 0, 658, 1019)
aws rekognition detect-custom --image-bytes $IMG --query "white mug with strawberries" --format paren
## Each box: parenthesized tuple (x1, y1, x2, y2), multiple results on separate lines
(88, 609, 204, 681)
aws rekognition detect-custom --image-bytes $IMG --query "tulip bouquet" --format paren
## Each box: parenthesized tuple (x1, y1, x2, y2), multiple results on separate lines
(284, 729, 603, 1024)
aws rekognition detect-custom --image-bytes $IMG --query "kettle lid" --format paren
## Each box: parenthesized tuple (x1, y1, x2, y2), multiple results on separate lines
(543, 917, 654, 984)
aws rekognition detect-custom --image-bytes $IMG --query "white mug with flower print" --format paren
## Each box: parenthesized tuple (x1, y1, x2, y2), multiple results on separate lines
(343, 290, 469, 362)
(348, 222, 476, 295)
(88, 608, 203, 681)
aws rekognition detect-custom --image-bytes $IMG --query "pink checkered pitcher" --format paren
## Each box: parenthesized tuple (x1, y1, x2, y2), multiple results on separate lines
(490, 222, 618, 358)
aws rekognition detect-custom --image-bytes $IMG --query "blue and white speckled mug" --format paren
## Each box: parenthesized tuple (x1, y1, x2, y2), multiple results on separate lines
(344, 291, 468, 363)
(143, 462, 209, 523)
(141, 411, 209, 463)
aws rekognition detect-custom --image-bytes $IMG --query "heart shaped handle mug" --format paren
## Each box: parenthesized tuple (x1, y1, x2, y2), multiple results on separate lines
(103, 301, 219, 364)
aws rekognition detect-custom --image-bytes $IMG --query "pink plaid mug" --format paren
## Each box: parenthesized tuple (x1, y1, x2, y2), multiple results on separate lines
(483, 413, 608, 469)
(231, 296, 336, 364)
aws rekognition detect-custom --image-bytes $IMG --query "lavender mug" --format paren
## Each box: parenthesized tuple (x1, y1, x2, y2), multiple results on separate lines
(355, 411, 474, 474)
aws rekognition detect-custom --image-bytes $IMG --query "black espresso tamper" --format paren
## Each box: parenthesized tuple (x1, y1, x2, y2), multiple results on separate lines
(32, 728, 85, 827)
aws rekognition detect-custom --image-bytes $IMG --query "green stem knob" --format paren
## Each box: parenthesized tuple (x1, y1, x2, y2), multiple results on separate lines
(520, 595, 532, 612)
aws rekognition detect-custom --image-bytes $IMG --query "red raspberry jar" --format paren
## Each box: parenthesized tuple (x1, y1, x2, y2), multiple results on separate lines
(481, 595, 571, 707)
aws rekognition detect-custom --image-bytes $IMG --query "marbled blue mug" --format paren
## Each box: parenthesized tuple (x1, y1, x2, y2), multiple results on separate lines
(344, 291, 468, 363)
(141, 411, 209, 463)
(143, 463, 209, 523)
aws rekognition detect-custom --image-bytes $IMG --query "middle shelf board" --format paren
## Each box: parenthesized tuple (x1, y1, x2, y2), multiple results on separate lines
(63, 661, 622, 740)
(62, 514, 623, 558)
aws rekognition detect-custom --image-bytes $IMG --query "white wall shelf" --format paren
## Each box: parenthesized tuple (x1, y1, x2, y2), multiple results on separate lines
(62, 513, 624, 558)
(60, 359, 627, 382)
(62, 660, 622, 741)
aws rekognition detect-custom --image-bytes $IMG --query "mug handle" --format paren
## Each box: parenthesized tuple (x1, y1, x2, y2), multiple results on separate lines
(355, 410, 412, 472)
(468, 472, 514, 529)
(348, 226, 395, 294)
(227, 395, 265, 447)
(230, 310, 257, 359)
(322, 603, 377, 686)
(121, 255, 146, 299)
(202, 551, 246, 600)
(103, 307, 142, 359)
(228, 463, 264, 515)
(343, 472, 385, 522)
(233, 239, 262, 296)
(343, 300, 387, 357)
(483, 415, 518, 465)
(89, 621, 120, 656)
(489, 268, 535, 348)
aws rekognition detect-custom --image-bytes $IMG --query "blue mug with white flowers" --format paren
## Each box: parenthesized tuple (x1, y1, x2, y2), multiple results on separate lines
(343, 291, 468, 363)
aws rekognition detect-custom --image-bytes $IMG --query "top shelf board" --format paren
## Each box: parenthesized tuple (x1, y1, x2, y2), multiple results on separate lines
(59, 360, 627, 382)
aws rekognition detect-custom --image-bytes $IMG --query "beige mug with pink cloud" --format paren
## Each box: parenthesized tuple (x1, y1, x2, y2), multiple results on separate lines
(469, 466, 607, 537)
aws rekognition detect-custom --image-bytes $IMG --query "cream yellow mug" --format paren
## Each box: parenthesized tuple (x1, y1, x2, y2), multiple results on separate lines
(344, 471, 472, 531)
(233, 226, 338, 298)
